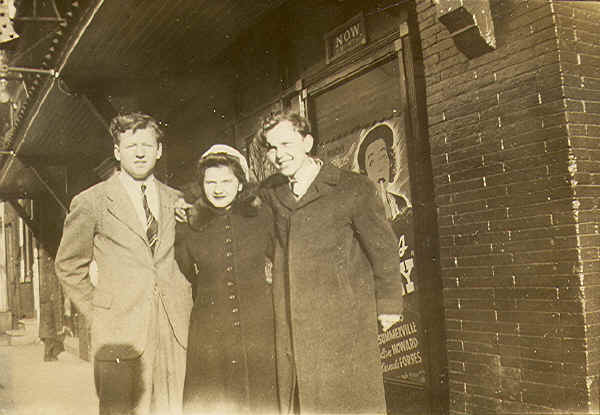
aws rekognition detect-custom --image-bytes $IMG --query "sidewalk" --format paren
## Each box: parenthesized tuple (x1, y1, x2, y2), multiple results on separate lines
(0, 340, 98, 415)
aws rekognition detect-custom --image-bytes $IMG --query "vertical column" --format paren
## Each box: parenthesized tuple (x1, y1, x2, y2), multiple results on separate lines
(0, 202, 8, 313)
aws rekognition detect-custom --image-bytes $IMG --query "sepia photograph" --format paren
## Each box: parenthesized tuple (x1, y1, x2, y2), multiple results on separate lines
(1, 0, 599, 414)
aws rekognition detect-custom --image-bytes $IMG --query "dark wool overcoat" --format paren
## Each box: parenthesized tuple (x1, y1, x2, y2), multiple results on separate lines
(175, 198, 279, 415)
(261, 164, 405, 415)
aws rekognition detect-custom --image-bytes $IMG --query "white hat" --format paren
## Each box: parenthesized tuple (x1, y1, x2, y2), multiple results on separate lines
(200, 144, 250, 181)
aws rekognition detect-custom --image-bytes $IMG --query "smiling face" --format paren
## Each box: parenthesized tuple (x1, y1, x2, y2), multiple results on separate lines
(264, 120, 313, 178)
(364, 138, 391, 184)
(114, 127, 162, 181)
(203, 165, 242, 209)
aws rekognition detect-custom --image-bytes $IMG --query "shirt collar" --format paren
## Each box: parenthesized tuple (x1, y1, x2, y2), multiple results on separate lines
(118, 171, 156, 195)
(291, 157, 322, 185)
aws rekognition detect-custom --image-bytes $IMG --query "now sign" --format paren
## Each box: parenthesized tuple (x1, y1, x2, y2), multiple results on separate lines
(325, 13, 367, 63)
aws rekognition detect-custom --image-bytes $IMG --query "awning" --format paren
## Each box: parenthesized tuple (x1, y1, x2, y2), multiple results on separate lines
(0, 75, 112, 203)
(0, 0, 289, 201)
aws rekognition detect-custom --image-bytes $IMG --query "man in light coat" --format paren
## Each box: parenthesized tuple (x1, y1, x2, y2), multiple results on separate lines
(55, 112, 192, 415)
(257, 111, 404, 414)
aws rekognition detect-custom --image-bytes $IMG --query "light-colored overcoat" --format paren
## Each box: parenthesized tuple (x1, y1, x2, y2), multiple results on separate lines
(261, 164, 404, 414)
(55, 173, 192, 361)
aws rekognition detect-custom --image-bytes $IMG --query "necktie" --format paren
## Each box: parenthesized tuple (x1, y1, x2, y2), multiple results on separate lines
(141, 184, 159, 254)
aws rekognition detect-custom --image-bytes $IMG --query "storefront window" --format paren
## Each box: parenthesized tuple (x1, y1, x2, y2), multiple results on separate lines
(309, 57, 426, 387)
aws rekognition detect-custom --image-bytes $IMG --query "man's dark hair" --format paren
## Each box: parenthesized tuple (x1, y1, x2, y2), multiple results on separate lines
(256, 111, 316, 154)
(109, 112, 164, 145)
(356, 124, 396, 180)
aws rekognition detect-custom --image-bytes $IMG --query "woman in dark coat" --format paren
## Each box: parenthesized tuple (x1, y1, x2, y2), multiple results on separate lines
(175, 144, 278, 415)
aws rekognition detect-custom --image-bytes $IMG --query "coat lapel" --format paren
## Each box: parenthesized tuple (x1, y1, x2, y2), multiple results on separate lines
(289, 164, 341, 210)
(105, 174, 148, 242)
(274, 180, 298, 211)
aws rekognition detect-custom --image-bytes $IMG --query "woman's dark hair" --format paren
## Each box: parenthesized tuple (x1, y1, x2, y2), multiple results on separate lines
(196, 152, 250, 207)
(356, 124, 396, 180)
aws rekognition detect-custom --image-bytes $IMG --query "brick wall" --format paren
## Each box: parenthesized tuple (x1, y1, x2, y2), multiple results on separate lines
(415, 0, 600, 413)
(558, 1, 600, 413)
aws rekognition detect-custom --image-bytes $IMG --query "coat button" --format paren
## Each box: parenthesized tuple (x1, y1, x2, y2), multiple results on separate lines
(233, 321, 240, 327)
(231, 360, 238, 364)
(227, 281, 235, 287)
(225, 225, 232, 230)
(225, 238, 232, 244)
(226, 252, 233, 257)
(228, 295, 236, 300)
(232, 308, 239, 313)
(226, 266, 233, 272)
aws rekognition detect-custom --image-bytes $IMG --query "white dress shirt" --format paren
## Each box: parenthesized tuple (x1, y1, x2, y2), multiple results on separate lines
(118, 171, 160, 226)
(290, 157, 322, 199)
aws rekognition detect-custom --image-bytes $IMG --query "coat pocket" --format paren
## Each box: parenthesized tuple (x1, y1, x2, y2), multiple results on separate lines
(92, 289, 113, 309)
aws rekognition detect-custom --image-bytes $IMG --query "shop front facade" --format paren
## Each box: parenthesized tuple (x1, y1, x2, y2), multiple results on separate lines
(0, 0, 599, 414)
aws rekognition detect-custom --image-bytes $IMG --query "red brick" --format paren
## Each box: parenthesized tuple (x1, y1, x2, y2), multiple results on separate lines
(486, 192, 551, 209)
(562, 62, 600, 78)
(455, 230, 510, 246)
(556, 13, 599, 35)
(458, 276, 513, 289)
(449, 310, 494, 326)
(489, 215, 553, 232)
(437, 177, 486, 195)
(515, 274, 577, 288)
(493, 263, 560, 277)
(447, 244, 493, 258)
(457, 253, 514, 267)
(443, 266, 493, 279)
(439, 221, 489, 238)
(438, 199, 487, 216)
(452, 185, 509, 204)
(521, 381, 565, 408)
(499, 238, 554, 253)
(497, 310, 559, 325)
(433, 157, 485, 179)
(495, 287, 558, 301)
(463, 320, 518, 335)
(565, 86, 600, 102)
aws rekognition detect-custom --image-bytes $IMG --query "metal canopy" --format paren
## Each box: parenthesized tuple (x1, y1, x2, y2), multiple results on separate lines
(0, 0, 288, 199)
(61, 0, 289, 87)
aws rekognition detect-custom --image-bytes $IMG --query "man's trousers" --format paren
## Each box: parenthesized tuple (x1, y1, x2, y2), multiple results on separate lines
(94, 289, 186, 415)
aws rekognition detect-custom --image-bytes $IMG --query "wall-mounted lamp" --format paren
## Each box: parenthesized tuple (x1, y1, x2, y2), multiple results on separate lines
(0, 50, 57, 105)
(436, 0, 496, 59)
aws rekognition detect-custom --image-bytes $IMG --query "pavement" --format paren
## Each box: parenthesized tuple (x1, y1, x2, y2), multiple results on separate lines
(0, 339, 98, 415)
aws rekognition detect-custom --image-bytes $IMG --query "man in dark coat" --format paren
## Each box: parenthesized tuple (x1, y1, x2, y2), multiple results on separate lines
(257, 112, 404, 414)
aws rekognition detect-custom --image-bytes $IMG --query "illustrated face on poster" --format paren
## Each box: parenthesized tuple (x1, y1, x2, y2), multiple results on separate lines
(364, 138, 391, 184)
(353, 119, 411, 215)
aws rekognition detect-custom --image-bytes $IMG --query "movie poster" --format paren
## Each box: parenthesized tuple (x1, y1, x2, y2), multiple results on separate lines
(321, 116, 426, 385)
